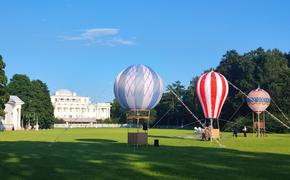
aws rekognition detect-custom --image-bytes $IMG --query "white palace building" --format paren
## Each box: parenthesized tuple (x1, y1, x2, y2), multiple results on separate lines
(51, 89, 111, 124)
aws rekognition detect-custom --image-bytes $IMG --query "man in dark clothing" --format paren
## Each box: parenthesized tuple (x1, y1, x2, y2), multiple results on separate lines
(233, 127, 238, 138)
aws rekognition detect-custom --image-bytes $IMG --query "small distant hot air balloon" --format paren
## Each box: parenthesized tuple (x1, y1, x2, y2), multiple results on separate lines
(247, 88, 271, 137)
(247, 88, 271, 114)
(196, 71, 229, 140)
(114, 64, 163, 145)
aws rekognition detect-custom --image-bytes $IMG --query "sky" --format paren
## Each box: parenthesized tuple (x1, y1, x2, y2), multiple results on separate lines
(1, 0, 290, 102)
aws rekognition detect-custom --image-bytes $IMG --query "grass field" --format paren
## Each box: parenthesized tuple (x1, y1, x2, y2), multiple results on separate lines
(0, 128, 289, 180)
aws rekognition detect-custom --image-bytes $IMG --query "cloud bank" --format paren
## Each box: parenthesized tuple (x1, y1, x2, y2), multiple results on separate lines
(63, 28, 135, 46)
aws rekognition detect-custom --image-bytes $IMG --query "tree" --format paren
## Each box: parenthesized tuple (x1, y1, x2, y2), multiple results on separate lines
(31, 80, 54, 128)
(215, 48, 290, 132)
(7, 74, 33, 126)
(153, 48, 290, 133)
(0, 55, 9, 117)
(8, 74, 54, 128)
(110, 99, 127, 123)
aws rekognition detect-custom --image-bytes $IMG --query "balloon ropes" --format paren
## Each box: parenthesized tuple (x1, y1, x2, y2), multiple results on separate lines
(114, 64, 163, 146)
(151, 86, 202, 129)
(228, 81, 290, 132)
(196, 71, 229, 141)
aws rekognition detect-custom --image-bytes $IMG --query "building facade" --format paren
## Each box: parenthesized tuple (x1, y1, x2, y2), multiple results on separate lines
(0, 96, 24, 130)
(51, 89, 111, 122)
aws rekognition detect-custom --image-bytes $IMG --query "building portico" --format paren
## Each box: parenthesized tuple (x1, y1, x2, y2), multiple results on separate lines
(0, 96, 24, 130)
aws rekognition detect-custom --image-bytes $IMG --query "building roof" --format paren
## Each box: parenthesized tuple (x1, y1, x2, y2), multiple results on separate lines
(8, 96, 25, 105)
(96, 103, 111, 108)
(54, 89, 74, 96)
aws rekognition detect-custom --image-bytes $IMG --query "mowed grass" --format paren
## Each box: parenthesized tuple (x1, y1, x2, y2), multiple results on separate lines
(0, 128, 289, 180)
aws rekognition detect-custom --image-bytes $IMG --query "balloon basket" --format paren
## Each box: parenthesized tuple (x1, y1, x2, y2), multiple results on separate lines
(127, 110, 150, 146)
(211, 129, 220, 140)
(128, 132, 148, 145)
(202, 118, 221, 141)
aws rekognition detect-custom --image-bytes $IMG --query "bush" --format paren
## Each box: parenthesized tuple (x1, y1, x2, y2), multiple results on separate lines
(54, 118, 65, 124)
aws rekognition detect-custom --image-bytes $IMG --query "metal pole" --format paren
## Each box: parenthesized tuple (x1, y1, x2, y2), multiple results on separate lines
(148, 110, 151, 132)
(34, 112, 36, 130)
(147, 110, 150, 147)
(36, 114, 39, 131)
(136, 110, 139, 147)
(210, 118, 213, 142)
(258, 113, 260, 138)
(263, 111, 265, 137)
(252, 112, 255, 137)
(136, 110, 139, 133)
(217, 118, 220, 140)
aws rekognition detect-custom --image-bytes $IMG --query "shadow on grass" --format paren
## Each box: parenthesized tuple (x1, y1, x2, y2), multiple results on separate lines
(76, 139, 118, 143)
(149, 135, 179, 139)
(149, 135, 200, 140)
(0, 140, 289, 180)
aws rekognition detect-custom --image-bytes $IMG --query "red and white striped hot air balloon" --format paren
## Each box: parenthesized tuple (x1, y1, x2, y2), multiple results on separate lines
(196, 71, 229, 119)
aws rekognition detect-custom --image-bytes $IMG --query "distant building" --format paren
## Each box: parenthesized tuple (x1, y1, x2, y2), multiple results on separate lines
(50, 89, 111, 123)
(0, 96, 25, 130)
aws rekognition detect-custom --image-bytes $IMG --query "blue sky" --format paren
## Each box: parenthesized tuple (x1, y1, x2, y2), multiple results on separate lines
(1, 0, 290, 102)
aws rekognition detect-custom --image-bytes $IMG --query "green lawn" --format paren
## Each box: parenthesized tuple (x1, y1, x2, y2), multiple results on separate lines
(0, 128, 289, 180)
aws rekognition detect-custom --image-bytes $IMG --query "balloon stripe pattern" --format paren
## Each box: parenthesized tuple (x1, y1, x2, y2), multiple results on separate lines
(114, 64, 163, 110)
(196, 71, 229, 119)
(247, 88, 271, 114)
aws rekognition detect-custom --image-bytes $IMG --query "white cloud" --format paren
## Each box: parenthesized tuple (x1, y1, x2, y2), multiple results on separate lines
(62, 28, 135, 46)
(109, 37, 135, 45)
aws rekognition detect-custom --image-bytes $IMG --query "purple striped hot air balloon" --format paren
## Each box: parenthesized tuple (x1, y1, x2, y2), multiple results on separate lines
(247, 88, 271, 114)
(114, 64, 164, 110)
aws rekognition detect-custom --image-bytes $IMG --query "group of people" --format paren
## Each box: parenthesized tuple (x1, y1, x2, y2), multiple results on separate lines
(194, 124, 212, 141)
(194, 124, 248, 140)
(232, 125, 247, 138)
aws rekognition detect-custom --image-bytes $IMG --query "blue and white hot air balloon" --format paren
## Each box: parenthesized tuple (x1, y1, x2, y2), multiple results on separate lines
(114, 64, 164, 110)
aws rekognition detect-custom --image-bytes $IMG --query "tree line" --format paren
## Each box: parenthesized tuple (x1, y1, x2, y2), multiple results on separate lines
(111, 48, 290, 133)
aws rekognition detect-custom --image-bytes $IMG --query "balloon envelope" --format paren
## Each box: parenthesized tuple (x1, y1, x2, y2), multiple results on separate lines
(196, 71, 229, 119)
(247, 88, 271, 114)
(114, 64, 163, 110)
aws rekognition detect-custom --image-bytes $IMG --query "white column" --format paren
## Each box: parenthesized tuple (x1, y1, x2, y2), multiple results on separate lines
(16, 108, 19, 128)
(107, 108, 110, 119)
